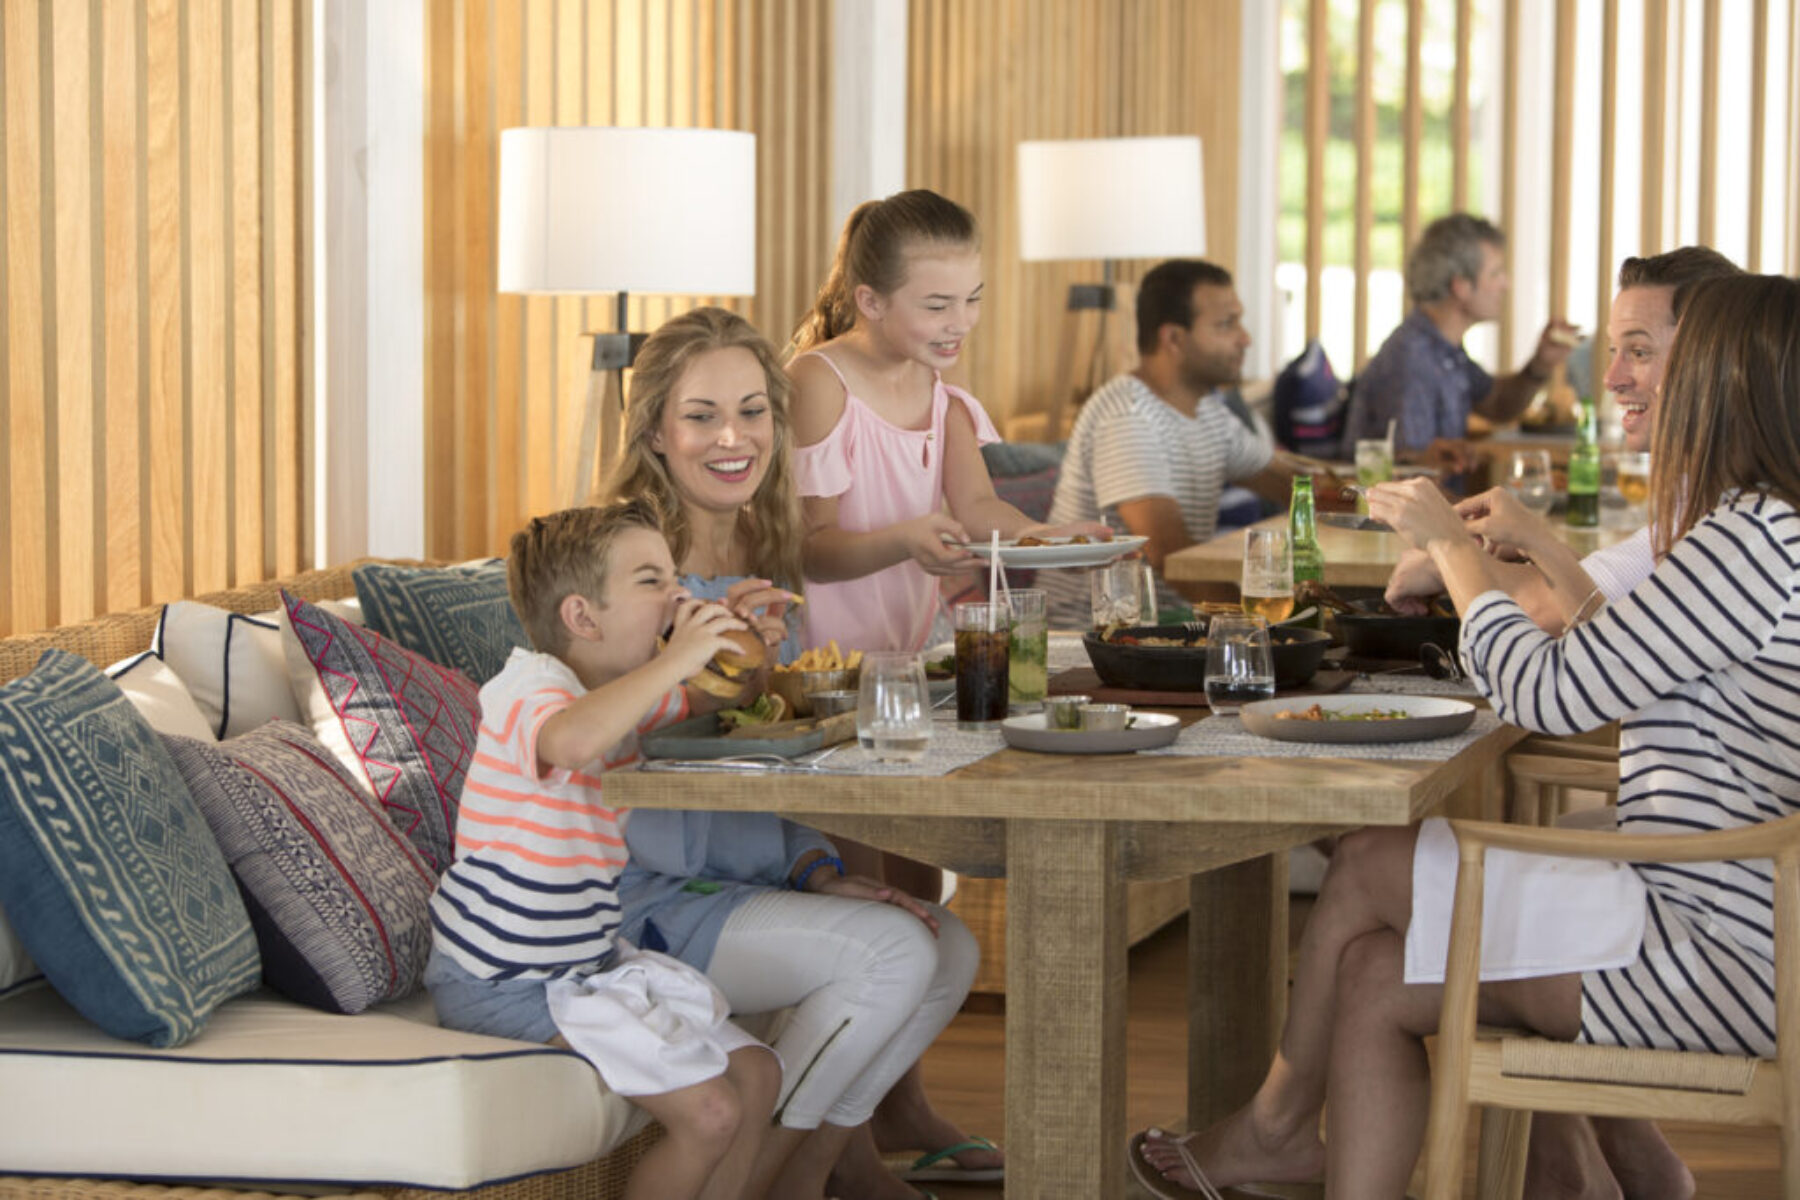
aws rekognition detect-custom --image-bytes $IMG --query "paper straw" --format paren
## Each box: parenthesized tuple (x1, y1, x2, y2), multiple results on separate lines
(1384, 418, 1397, 459)
(989, 529, 1001, 621)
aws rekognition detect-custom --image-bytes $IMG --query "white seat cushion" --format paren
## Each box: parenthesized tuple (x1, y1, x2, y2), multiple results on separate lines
(0, 987, 648, 1189)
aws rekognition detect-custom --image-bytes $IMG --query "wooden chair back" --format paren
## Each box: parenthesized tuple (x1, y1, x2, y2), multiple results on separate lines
(1422, 812, 1800, 1199)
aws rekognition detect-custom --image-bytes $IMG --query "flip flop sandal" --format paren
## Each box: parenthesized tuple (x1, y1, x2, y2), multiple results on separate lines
(1129, 1130, 1223, 1200)
(1129, 1130, 1306, 1200)
(896, 1135, 1006, 1183)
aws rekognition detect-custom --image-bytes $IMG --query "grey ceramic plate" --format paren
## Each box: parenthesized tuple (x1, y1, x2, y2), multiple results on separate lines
(1000, 711, 1181, 754)
(640, 711, 855, 760)
(949, 534, 1148, 569)
(1238, 695, 1475, 743)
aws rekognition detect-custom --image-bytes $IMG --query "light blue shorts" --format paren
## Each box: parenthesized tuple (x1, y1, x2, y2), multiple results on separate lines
(423, 947, 558, 1043)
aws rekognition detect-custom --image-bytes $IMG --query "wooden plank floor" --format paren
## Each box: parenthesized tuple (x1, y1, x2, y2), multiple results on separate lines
(913, 906, 1782, 1198)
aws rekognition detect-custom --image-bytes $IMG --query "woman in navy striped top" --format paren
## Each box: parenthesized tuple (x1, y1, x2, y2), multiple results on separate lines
(1132, 274, 1800, 1200)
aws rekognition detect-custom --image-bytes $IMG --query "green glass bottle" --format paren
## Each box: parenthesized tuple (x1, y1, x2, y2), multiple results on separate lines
(1289, 475, 1325, 627)
(1566, 394, 1601, 528)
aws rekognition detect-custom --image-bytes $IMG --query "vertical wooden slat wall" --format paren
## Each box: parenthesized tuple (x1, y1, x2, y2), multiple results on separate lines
(0, 0, 311, 639)
(423, 0, 833, 561)
(901, 0, 1240, 429)
(1291, 0, 1800, 389)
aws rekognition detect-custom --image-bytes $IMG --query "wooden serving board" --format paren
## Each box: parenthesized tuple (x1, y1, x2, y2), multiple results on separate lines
(1046, 667, 1357, 708)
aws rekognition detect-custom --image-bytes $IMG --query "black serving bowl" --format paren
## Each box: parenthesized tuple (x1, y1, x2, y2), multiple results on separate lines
(1333, 598, 1461, 661)
(1082, 622, 1332, 692)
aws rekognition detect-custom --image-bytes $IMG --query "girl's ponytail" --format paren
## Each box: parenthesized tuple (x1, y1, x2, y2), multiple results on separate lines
(790, 200, 879, 356)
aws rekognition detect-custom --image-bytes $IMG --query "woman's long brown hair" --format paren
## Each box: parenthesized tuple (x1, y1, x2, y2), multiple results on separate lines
(601, 306, 805, 592)
(1649, 274, 1800, 555)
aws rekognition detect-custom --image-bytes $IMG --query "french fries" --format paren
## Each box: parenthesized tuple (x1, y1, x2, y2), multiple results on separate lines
(773, 641, 863, 674)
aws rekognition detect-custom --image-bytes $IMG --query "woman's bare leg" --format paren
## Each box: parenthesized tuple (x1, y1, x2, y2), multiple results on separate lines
(1591, 1118, 1695, 1200)
(1323, 927, 1582, 1200)
(1525, 1114, 1623, 1200)
(1140, 826, 1421, 1190)
(755, 1122, 921, 1200)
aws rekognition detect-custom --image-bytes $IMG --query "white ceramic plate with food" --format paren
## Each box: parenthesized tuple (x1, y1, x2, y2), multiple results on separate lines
(999, 710, 1180, 754)
(1238, 695, 1476, 744)
(949, 535, 1147, 569)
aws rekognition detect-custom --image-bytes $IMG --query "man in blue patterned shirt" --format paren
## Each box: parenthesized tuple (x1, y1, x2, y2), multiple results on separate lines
(1341, 213, 1577, 480)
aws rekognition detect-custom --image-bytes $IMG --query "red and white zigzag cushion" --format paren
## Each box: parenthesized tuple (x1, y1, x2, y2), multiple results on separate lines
(278, 590, 479, 873)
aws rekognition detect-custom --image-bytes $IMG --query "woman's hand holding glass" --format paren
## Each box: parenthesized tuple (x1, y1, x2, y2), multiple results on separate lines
(1365, 478, 1470, 552)
(1454, 486, 1561, 563)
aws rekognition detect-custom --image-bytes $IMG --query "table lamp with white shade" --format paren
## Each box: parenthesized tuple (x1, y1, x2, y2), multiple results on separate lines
(1016, 136, 1206, 439)
(498, 126, 757, 504)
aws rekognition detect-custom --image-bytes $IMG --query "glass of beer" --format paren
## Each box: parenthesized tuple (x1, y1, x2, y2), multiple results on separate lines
(855, 653, 932, 763)
(953, 601, 1011, 730)
(1006, 589, 1049, 709)
(1616, 452, 1651, 508)
(1240, 528, 1294, 622)
(1203, 615, 1276, 715)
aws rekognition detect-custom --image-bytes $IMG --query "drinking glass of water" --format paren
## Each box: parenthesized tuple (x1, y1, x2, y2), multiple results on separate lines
(855, 652, 932, 763)
(1204, 615, 1276, 715)
(1507, 449, 1555, 515)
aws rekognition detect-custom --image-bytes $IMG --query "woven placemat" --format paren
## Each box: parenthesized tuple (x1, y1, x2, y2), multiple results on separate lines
(1047, 666, 1357, 708)
(1145, 708, 1503, 761)
(803, 710, 1006, 778)
(1348, 672, 1481, 698)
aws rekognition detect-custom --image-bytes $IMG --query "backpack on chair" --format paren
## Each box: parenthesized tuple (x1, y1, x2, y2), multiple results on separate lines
(1271, 340, 1348, 459)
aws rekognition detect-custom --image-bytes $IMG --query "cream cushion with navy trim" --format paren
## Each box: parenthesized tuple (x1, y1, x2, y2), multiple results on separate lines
(0, 986, 648, 1188)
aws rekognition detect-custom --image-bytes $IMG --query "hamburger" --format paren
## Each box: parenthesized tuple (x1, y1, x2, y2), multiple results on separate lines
(687, 628, 767, 699)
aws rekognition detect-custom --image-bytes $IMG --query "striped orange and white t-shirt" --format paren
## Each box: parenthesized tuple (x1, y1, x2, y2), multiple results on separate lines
(429, 648, 688, 980)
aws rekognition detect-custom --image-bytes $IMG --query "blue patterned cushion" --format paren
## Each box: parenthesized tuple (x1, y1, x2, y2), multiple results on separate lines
(353, 561, 528, 685)
(0, 650, 259, 1046)
(162, 723, 437, 1014)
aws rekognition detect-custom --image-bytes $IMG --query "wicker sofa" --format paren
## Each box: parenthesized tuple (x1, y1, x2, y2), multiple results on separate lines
(0, 563, 665, 1200)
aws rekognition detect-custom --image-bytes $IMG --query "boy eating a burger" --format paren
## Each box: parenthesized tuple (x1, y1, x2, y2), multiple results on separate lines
(424, 498, 784, 1200)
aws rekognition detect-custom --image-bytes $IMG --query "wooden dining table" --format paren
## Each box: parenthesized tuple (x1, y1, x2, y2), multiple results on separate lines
(609, 710, 1525, 1198)
(1163, 512, 1642, 591)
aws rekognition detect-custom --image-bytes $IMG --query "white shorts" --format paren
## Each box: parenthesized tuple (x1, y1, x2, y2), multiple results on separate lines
(1404, 816, 1647, 985)
(546, 941, 769, 1098)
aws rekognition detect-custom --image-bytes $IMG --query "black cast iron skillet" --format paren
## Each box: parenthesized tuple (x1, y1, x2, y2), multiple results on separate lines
(1333, 598, 1461, 661)
(1082, 621, 1333, 692)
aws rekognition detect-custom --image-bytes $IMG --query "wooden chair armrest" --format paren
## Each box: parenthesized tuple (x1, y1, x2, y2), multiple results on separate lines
(1448, 811, 1800, 865)
(1513, 737, 1620, 763)
(1506, 752, 1620, 792)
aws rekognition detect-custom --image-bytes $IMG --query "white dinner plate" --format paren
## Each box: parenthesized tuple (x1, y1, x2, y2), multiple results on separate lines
(949, 535, 1147, 569)
(1000, 710, 1181, 754)
(1238, 695, 1476, 744)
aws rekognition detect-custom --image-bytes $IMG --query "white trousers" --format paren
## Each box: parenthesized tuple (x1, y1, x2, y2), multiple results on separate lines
(704, 889, 979, 1129)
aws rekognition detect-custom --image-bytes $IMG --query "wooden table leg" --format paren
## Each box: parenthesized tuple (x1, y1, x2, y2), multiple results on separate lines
(1005, 819, 1127, 1198)
(1187, 851, 1286, 1131)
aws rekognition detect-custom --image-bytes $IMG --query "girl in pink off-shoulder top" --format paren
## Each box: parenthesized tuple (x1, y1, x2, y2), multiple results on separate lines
(786, 189, 1107, 653)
